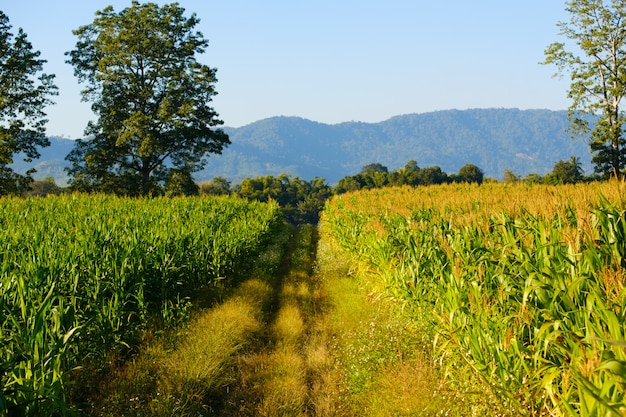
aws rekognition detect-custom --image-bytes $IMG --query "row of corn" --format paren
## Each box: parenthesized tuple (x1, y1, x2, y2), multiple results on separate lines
(321, 182, 626, 416)
(0, 194, 283, 416)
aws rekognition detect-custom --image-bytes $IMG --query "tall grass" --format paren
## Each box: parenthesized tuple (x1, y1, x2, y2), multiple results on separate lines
(321, 182, 626, 416)
(0, 194, 283, 416)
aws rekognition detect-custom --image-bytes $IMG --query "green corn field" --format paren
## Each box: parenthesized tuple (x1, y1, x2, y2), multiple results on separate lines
(0, 194, 283, 416)
(321, 182, 626, 416)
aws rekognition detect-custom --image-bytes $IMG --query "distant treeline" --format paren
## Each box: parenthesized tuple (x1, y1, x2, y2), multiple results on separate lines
(334, 161, 484, 192)
(26, 156, 598, 225)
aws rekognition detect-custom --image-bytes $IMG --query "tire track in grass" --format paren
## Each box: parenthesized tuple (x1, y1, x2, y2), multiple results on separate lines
(98, 221, 448, 416)
(222, 224, 336, 416)
(221, 223, 440, 416)
(117, 222, 448, 416)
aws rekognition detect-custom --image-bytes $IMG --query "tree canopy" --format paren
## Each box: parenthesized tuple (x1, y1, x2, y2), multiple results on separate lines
(65, 1, 229, 195)
(0, 11, 57, 195)
(546, 156, 584, 184)
(457, 163, 484, 184)
(234, 174, 332, 224)
(361, 163, 388, 173)
(334, 161, 488, 193)
(544, 0, 626, 178)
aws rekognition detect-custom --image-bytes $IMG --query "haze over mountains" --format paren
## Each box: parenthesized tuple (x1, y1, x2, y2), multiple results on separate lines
(14, 108, 592, 187)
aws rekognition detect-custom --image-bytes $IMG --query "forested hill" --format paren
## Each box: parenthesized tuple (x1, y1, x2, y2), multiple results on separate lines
(199, 108, 591, 183)
(19, 108, 592, 186)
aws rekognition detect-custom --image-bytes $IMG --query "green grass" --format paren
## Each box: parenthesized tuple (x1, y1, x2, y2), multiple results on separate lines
(313, 225, 482, 416)
(221, 224, 320, 416)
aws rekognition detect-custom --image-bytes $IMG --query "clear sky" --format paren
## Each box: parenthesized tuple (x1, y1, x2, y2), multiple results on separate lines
(3, 1, 571, 139)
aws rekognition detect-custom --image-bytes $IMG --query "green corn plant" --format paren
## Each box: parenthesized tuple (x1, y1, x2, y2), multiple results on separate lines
(0, 194, 283, 415)
(321, 184, 626, 416)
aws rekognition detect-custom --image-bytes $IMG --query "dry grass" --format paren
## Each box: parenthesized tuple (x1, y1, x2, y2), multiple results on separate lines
(247, 347, 309, 417)
(272, 302, 305, 345)
(163, 286, 267, 381)
(363, 360, 441, 416)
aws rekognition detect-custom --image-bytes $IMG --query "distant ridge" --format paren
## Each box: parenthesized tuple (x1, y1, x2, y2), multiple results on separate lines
(14, 108, 591, 186)
(200, 108, 591, 183)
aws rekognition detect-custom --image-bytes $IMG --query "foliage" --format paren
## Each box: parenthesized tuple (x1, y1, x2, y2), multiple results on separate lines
(509, 156, 593, 185)
(416, 165, 448, 185)
(24, 176, 64, 196)
(199, 176, 231, 195)
(163, 168, 199, 197)
(0, 195, 283, 415)
(235, 173, 332, 224)
(523, 173, 544, 184)
(544, 0, 626, 178)
(546, 156, 584, 184)
(457, 163, 484, 184)
(0, 11, 57, 195)
(361, 162, 388, 173)
(336, 160, 488, 193)
(65, 1, 229, 195)
(322, 182, 626, 416)
(503, 168, 519, 183)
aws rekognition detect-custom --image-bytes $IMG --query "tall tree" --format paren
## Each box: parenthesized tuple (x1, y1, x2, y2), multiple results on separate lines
(544, 0, 626, 178)
(65, 1, 229, 195)
(0, 11, 57, 195)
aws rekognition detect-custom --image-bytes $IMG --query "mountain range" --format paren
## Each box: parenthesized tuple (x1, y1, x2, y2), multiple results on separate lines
(12, 108, 593, 187)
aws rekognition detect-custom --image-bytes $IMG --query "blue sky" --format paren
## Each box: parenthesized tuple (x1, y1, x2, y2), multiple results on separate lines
(3, 1, 571, 138)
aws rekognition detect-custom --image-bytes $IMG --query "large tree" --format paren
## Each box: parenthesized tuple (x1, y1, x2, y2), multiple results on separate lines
(457, 163, 484, 184)
(0, 11, 57, 195)
(65, 1, 229, 195)
(544, 0, 626, 179)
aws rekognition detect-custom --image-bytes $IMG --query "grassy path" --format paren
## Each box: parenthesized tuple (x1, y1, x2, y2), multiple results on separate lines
(90, 224, 469, 416)
(221, 224, 337, 415)
(221, 224, 452, 416)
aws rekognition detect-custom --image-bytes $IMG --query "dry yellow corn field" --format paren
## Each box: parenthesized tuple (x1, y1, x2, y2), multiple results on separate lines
(321, 181, 626, 416)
